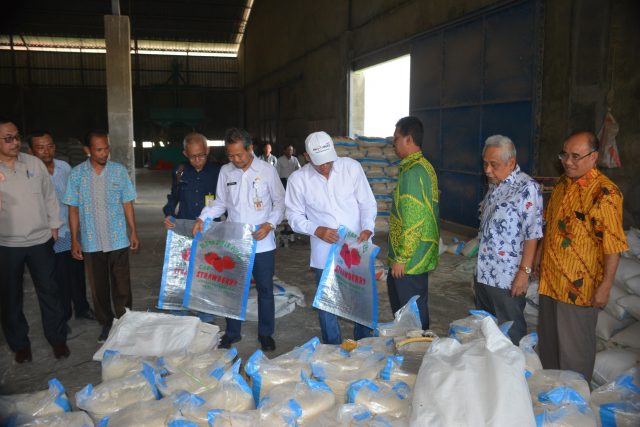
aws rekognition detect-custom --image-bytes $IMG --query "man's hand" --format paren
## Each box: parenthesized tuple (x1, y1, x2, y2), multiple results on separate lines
(591, 284, 611, 309)
(164, 216, 176, 230)
(315, 226, 339, 244)
(51, 228, 59, 241)
(253, 223, 273, 241)
(511, 271, 529, 297)
(130, 232, 140, 252)
(71, 239, 83, 260)
(357, 229, 373, 243)
(391, 262, 405, 279)
(192, 219, 204, 236)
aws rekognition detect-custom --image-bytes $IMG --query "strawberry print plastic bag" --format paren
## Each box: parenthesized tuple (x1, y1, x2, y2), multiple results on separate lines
(183, 221, 257, 320)
(313, 225, 380, 328)
(157, 219, 195, 310)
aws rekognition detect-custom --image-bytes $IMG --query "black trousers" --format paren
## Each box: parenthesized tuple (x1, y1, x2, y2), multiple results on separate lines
(474, 279, 527, 346)
(387, 271, 430, 329)
(0, 239, 67, 351)
(55, 250, 90, 320)
(84, 247, 132, 327)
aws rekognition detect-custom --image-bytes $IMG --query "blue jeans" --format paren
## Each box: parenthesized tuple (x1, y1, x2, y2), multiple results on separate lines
(313, 268, 374, 345)
(387, 270, 429, 330)
(225, 250, 275, 339)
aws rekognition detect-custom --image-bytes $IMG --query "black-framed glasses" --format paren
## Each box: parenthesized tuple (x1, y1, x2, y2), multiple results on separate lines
(557, 150, 595, 162)
(1, 133, 21, 144)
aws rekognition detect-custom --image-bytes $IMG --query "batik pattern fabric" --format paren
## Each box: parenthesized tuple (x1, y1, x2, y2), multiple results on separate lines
(63, 160, 136, 253)
(539, 168, 628, 306)
(388, 151, 439, 275)
(476, 166, 543, 289)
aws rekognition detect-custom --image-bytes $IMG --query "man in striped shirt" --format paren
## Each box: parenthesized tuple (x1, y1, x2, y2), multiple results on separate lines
(387, 116, 439, 329)
(535, 130, 628, 382)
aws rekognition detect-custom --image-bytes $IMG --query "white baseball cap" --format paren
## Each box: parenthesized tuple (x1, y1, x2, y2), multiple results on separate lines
(305, 131, 338, 165)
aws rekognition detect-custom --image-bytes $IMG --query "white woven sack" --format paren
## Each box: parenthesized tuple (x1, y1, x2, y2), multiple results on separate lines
(610, 321, 640, 349)
(617, 294, 640, 320)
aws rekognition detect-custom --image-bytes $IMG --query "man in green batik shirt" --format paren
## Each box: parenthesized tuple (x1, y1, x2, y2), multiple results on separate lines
(388, 116, 439, 329)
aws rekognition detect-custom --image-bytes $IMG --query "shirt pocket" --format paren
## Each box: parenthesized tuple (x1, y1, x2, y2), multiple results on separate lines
(28, 171, 43, 194)
(107, 181, 123, 204)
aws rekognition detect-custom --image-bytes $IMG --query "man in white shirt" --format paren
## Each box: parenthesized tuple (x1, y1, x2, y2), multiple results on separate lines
(285, 131, 377, 344)
(194, 128, 285, 351)
(258, 142, 278, 168)
(276, 145, 301, 189)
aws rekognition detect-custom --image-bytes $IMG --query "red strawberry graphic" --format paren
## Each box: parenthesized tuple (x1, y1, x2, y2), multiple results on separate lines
(204, 252, 220, 266)
(222, 255, 235, 270)
(213, 258, 224, 272)
(340, 244, 352, 268)
(350, 248, 361, 266)
(181, 248, 191, 261)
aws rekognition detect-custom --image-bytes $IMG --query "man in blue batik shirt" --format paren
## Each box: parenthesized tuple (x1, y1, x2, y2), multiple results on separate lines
(28, 131, 94, 323)
(163, 132, 221, 228)
(475, 134, 543, 345)
(65, 130, 139, 343)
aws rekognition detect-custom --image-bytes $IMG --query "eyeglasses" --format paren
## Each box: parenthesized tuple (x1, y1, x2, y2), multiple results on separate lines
(557, 150, 595, 162)
(1, 133, 21, 144)
(188, 153, 207, 161)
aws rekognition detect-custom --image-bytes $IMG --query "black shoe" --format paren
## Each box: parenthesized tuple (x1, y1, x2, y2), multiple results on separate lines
(52, 343, 70, 359)
(97, 325, 111, 344)
(15, 347, 32, 364)
(258, 335, 276, 352)
(218, 334, 241, 349)
(76, 309, 96, 321)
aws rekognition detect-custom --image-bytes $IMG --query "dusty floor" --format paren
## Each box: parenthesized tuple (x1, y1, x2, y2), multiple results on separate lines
(0, 168, 477, 400)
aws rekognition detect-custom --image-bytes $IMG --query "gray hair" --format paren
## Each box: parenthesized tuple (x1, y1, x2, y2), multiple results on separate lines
(183, 132, 207, 149)
(483, 134, 516, 162)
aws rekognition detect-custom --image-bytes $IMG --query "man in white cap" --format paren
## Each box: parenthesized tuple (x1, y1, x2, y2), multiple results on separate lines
(285, 131, 377, 344)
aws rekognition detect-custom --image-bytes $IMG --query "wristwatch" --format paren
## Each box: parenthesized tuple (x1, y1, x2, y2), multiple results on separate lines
(519, 265, 532, 274)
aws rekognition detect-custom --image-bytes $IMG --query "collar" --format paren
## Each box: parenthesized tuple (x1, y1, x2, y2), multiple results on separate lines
(500, 164, 521, 186)
(399, 151, 423, 169)
(572, 168, 598, 187)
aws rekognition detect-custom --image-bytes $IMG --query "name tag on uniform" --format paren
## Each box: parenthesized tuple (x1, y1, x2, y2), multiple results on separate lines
(227, 182, 237, 186)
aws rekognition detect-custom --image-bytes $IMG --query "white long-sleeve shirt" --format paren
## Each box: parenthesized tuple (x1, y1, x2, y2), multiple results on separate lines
(276, 155, 301, 178)
(285, 157, 377, 268)
(199, 157, 285, 253)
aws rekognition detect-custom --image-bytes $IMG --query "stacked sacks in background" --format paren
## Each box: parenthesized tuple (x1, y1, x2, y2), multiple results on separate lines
(591, 257, 640, 388)
(332, 135, 398, 234)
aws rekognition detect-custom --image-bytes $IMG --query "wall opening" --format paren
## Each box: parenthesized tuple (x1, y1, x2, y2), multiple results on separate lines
(350, 55, 410, 137)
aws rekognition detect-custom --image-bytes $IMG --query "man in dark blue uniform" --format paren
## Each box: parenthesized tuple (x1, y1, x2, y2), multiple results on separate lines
(163, 132, 221, 227)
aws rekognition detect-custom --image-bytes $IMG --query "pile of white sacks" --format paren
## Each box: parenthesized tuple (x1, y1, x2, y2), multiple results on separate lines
(3, 303, 639, 426)
(332, 135, 399, 234)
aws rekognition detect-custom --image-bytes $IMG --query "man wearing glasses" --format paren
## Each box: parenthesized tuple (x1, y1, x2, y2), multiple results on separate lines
(0, 118, 69, 363)
(163, 132, 221, 229)
(535, 130, 628, 382)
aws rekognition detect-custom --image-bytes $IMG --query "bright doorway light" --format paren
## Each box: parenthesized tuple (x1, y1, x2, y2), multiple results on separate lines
(207, 140, 224, 147)
(350, 55, 410, 138)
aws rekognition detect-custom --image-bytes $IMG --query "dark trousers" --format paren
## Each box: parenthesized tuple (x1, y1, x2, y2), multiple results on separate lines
(54, 250, 90, 321)
(312, 268, 374, 344)
(537, 295, 598, 383)
(84, 247, 132, 327)
(0, 239, 67, 351)
(474, 280, 527, 345)
(225, 250, 275, 339)
(387, 271, 430, 329)
(280, 178, 288, 189)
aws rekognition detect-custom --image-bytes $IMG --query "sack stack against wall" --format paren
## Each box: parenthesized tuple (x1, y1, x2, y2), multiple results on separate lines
(333, 135, 398, 234)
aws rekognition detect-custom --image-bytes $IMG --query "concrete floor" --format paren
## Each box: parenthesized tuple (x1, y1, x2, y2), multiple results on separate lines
(0, 168, 476, 401)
